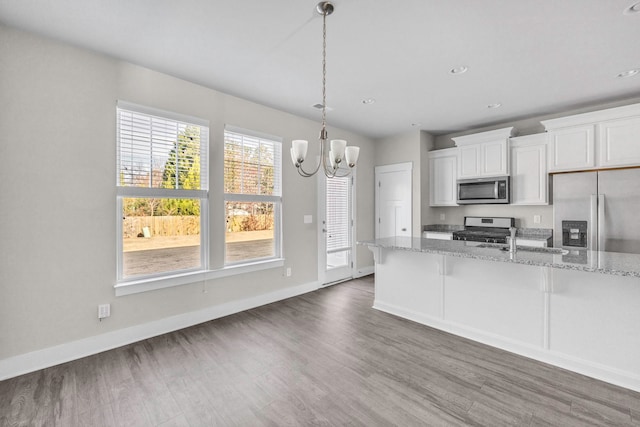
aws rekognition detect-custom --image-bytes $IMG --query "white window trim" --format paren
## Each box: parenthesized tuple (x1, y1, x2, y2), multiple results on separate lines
(114, 258, 285, 297)
(115, 101, 210, 286)
(223, 125, 283, 266)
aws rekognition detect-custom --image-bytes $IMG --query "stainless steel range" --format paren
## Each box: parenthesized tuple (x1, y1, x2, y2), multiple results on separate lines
(452, 216, 515, 244)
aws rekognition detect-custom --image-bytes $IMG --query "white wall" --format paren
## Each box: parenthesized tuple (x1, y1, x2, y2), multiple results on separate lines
(0, 25, 375, 365)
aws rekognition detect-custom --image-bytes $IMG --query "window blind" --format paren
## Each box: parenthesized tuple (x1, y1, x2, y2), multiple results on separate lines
(326, 175, 351, 253)
(117, 106, 208, 191)
(224, 130, 281, 196)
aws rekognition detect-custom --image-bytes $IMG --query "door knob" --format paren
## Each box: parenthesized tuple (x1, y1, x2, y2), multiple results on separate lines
(401, 228, 407, 231)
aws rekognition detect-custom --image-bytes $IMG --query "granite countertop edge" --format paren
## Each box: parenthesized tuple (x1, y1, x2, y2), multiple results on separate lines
(423, 225, 553, 240)
(359, 237, 640, 278)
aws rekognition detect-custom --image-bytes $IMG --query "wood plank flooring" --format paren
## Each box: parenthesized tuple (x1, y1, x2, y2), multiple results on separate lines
(2, 275, 640, 426)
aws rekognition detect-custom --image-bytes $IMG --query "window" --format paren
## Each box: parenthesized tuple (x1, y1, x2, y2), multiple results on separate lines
(116, 101, 209, 281)
(224, 126, 282, 264)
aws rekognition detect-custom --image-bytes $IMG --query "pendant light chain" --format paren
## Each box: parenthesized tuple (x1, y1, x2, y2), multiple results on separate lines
(321, 6, 327, 137)
(291, 2, 360, 178)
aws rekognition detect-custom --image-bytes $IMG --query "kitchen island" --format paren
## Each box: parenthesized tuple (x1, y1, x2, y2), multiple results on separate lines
(360, 237, 640, 392)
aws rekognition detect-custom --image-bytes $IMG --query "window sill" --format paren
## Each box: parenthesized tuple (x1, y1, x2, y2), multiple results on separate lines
(114, 258, 285, 296)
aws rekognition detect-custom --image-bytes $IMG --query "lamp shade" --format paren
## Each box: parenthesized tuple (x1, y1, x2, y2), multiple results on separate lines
(292, 140, 308, 163)
(330, 139, 347, 160)
(329, 150, 337, 169)
(290, 147, 298, 166)
(345, 146, 360, 168)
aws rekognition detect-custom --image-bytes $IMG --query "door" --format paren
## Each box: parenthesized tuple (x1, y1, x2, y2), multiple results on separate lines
(598, 168, 640, 254)
(319, 172, 355, 285)
(375, 163, 412, 239)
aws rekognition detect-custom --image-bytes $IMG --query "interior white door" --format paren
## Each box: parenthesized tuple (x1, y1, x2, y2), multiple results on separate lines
(375, 163, 412, 239)
(318, 172, 355, 285)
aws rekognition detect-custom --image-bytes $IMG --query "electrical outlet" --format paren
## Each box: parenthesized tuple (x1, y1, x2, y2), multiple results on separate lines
(440, 213, 446, 221)
(534, 215, 541, 224)
(98, 304, 110, 320)
(286, 267, 292, 277)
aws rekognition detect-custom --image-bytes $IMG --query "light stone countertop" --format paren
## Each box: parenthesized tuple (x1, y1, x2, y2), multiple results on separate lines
(359, 237, 640, 278)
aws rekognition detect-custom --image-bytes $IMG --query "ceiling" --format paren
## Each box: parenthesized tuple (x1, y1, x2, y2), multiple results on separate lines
(1, 0, 640, 139)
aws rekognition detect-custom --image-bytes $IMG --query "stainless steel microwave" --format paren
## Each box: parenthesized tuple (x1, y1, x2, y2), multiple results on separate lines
(457, 176, 510, 204)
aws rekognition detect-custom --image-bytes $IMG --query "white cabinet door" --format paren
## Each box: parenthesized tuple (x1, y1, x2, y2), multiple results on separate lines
(453, 127, 514, 179)
(481, 140, 508, 176)
(429, 149, 458, 206)
(598, 116, 640, 168)
(547, 125, 595, 172)
(457, 145, 480, 178)
(510, 134, 548, 205)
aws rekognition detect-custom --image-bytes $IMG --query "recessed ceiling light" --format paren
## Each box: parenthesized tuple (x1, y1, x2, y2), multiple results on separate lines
(487, 103, 502, 109)
(449, 66, 469, 75)
(362, 98, 376, 105)
(617, 69, 639, 78)
(624, 2, 640, 14)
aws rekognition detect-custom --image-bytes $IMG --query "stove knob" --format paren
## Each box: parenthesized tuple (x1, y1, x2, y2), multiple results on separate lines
(485, 238, 491, 243)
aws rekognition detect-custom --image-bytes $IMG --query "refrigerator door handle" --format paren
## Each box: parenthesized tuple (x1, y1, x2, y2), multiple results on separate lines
(589, 194, 598, 251)
(598, 194, 605, 252)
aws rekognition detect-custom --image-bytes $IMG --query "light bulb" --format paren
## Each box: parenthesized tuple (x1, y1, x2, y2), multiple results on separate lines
(330, 139, 346, 161)
(292, 140, 308, 163)
(345, 146, 360, 168)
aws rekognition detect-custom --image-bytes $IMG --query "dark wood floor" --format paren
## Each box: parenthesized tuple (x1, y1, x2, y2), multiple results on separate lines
(2, 275, 639, 426)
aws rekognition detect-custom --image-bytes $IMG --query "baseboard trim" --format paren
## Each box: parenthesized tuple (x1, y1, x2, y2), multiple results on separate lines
(373, 300, 640, 393)
(354, 265, 374, 278)
(0, 281, 320, 381)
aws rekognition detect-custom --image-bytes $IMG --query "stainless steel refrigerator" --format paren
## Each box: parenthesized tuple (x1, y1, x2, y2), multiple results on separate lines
(553, 168, 640, 254)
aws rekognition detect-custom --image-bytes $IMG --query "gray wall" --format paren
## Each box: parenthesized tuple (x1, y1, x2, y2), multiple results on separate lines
(373, 130, 434, 237)
(0, 25, 375, 361)
(425, 96, 640, 229)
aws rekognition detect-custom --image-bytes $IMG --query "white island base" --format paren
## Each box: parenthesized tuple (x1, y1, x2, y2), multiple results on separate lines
(371, 248, 640, 392)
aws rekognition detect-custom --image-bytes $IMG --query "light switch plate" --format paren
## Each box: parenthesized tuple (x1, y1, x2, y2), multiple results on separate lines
(304, 215, 313, 224)
(440, 213, 446, 221)
(534, 215, 541, 224)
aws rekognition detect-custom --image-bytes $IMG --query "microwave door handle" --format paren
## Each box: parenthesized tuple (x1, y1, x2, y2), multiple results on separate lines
(494, 181, 499, 199)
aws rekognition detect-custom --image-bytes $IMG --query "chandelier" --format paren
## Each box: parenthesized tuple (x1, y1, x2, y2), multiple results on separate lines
(290, 1, 360, 178)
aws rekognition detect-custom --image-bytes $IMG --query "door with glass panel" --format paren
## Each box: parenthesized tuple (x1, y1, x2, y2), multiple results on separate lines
(319, 172, 354, 285)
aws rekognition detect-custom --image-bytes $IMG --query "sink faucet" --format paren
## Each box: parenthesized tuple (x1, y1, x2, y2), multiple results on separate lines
(509, 227, 517, 253)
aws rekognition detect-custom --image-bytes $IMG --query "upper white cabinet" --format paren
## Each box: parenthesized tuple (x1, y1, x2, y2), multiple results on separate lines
(428, 148, 458, 206)
(510, 133, 549, 205)
(542, 103, 640, 172)
(546, 125, 595, 172)
(453, 127, 515, 178)
(598, 116, 640, 168)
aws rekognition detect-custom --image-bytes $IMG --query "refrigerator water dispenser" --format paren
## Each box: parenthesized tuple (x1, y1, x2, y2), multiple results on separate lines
(562, 220, 587, 248)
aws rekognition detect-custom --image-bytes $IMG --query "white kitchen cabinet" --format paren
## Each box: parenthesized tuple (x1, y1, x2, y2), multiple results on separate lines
(428, 148, 458, 206)
(598, 116, 640, 168)
(546, 125, 595, 172)
(423, 231, 453, 240)
(458, 144, 481, 178)
(542, 103, 640, 172)
(453, 127, 515, 179)
(510, 133, 549, 205)
(510, 238, 548, 248)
